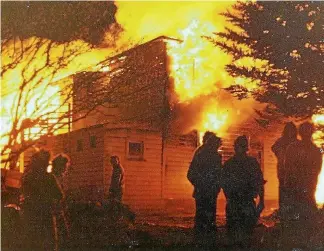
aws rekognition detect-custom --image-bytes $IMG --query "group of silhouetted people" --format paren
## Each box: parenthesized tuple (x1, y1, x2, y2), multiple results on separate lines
(18, 151, 132, 251)
(187, 132, 265, 248)
(21, 150, 70, 250)
(272, 121, 322, 218)
(187, 121, 322, 248)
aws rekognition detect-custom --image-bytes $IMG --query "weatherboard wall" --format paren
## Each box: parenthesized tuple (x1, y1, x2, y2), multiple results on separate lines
(103, 128, 164, 211)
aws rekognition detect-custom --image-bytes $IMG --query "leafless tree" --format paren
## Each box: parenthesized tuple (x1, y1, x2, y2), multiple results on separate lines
(1, 38, 87, 165)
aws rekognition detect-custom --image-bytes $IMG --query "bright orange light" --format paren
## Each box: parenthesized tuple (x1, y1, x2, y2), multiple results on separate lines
(166, 19, 247, 139)
(167, 20, 232, 102)
(114, 1, 264, 140)
(1, 37, 112, 152)
(313, 113, 324, 207)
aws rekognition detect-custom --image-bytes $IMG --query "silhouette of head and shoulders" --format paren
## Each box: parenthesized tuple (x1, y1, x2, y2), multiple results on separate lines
(22, 150, 62, 204)
(223, 136, 263, 200)
(52, 154, 70, 178)
(288, 122, 320, 153)
(272, 122, 298, 157)
(110, 155, 124, 170)
(195, 131, 222, 157)
(223, 135, 262, 185)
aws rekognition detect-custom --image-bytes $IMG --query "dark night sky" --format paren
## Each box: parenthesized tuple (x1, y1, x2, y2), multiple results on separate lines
(1, 1, 120, 45)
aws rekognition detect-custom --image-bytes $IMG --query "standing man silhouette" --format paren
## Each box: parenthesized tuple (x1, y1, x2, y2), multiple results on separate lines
(284, 122, 322, 216)
(187, 132, 222, 245)
(272, 122, 298, 215)
(222, 135, 265, 248)
(109, 156, 125, 203)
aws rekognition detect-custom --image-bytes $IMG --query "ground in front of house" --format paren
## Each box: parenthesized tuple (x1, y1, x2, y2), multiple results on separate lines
(62, 211, 324, 250)
(2, 200, 324, 251)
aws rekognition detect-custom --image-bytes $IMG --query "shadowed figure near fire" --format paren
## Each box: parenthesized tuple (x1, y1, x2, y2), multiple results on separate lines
(107, 155, 135, 223)
(272, 122, 298, 216)
(284, 122, 322, 217)
(222, 135, 265, 248)
(52, 153, 71, 250)
(187, 131, 222, 246)
(21, 150, 63, 251)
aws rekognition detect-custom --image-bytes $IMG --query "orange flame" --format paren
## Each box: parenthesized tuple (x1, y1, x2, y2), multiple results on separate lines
(1, 38, 112, 151)
(312, 113, 324, 207)
(167, 20, 232, 101)
(114, 1, 263, 140)
(166, 19, 256, 140)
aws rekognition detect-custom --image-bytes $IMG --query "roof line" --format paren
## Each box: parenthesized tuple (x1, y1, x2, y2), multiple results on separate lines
(97, 35, 182, 66)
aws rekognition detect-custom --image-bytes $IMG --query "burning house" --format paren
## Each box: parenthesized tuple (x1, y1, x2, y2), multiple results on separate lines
(40, 36, 291, 213)
(2, 27, 323, 212)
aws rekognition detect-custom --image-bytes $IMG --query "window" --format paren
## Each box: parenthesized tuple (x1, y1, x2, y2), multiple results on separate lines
(90, 135, 97, 148)
(127, 141, 144, 160)
(76, 139, 83, 152)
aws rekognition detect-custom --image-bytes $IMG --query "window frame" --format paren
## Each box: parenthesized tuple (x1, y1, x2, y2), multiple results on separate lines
(89, 135, 97, 148)
(127, 140, 144, 160)
(76, 139, 83, 152)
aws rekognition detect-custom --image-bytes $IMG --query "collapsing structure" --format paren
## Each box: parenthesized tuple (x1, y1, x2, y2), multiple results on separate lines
(41, 36, 281, 212)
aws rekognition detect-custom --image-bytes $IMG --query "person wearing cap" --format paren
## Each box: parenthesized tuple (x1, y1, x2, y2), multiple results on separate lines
(284, 122, 322, 217)
(187, 131, 222, 245)
(222, 135, 265, 248)
(271, 122, 298, 215)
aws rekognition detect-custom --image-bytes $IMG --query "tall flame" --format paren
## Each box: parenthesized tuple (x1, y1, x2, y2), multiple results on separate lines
(166, 19, 256, 139)
(313, 113, 324, 207)
(167, 20, 231, 101)
(113, 1, 261, 138)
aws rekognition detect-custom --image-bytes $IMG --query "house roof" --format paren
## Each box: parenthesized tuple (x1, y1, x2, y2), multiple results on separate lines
(100, 36, 181, 66)
(74, 36, 181, 75)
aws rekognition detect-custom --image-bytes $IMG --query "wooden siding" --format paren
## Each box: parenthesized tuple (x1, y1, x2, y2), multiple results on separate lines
(104, 129, 164, 211)
(46, 126, 105, 202)
(164, 134, 197, 200)
(61, 37, 283, 211)
(42, 120, 282, 210)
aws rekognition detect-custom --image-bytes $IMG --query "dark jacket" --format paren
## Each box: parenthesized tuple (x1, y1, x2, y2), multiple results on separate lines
(109, 164, 125, 198)
(271, 136, 298, 182)
(22, 172, 63, 211)
(284, 140, 322, 206)
(222, 154, 264, 202)
(187, 145, 222, 198)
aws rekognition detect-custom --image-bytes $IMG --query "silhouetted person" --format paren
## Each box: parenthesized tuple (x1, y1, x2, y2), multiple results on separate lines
(109, 156, 125, 202)
(284, 122, 322, 217)
(107, 156, 135, 223)
(222, 135, 265, 248)
(187, 131, 222, 245)
(271, 122, 298, 214)
(52, 154, 70, 249)
(21, 150, 63, 251)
